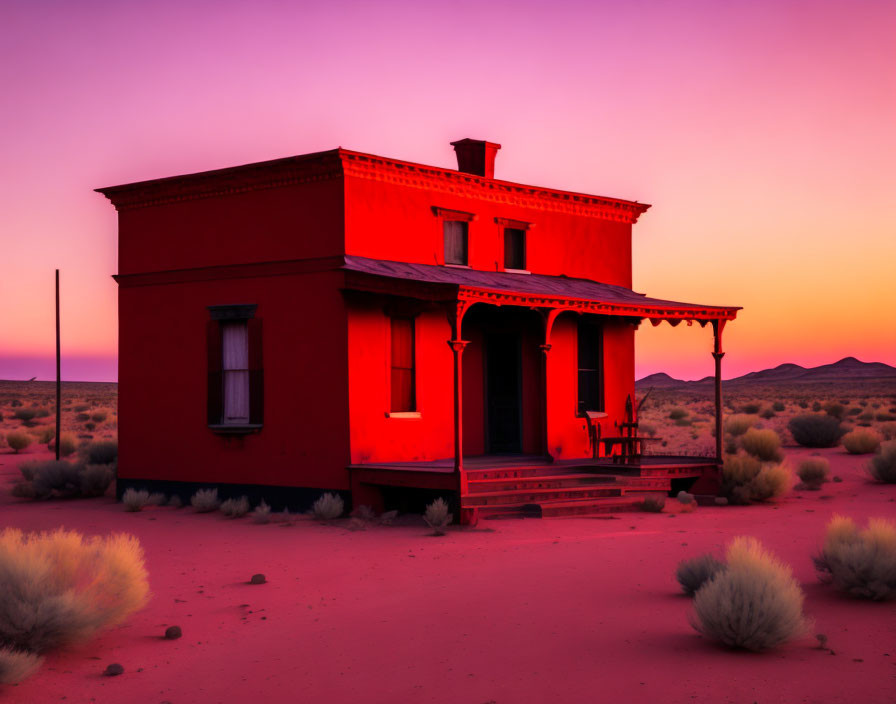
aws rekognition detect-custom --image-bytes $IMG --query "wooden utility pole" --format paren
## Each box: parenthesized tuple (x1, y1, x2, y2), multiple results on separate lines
(55, 269, 61, 461)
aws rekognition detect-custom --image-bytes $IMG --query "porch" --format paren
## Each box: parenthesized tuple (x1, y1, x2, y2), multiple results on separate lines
(348, 454, 720, 520)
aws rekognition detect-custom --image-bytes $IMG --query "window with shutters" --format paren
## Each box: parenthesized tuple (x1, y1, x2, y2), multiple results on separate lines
(576, 319, 604, 414)
(207, 304, 263, 432)
(390, 316, 416, 413)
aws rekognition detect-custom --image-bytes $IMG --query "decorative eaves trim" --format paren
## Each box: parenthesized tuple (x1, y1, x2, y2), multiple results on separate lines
(96, 147, 651, 222)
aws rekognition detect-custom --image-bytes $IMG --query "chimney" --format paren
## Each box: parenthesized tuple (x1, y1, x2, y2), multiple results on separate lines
(450, 138, 501, 179)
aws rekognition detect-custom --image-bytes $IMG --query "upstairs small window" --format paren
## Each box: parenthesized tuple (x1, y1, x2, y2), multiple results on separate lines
(433, 207, 475, 266)
(208, 304, 263, 429)
(443, 220, 468, 265)
(504, 228, 526, 270)
(576, 319, 604, 414)
(390, 317, 416, 412)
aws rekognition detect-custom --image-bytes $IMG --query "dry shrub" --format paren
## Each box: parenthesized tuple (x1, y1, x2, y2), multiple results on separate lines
(122, 488, 150, 512)
(721, 455, 791, 504)
(868, 441, 896, 483)
(0, 528, 149, 656)
(424, 497, 452, 535)
(6, 431, 31, 453)
(788, 414, 842, 448)
(220, 496, 250, 518)
(312, 492, 344, 520)
(29, 461, 82, 499)
(638, 496, 665, 513)
(90, 410, 108, 423)
(841, 428, 881, 455)
(12, 408, 37, 423)
(251, 500, 272, 524)
(723, 414, 755, 437)
(669, 408, 688, 420)
(691, 537, 808, 651)
(191, 488, 220, 512)
(878, 422, 896, 441)
(82, 440, 117, 466)
(814, 516, 896, 600)
(796, 457, 830, 489)
(749, 463, 793, 502)
(676, 554, 726, 595)
(56, 432, 77, 458)
(740, 428, 782, 462)
(34, 426, 56, 444)
(0, 648, 43, 685)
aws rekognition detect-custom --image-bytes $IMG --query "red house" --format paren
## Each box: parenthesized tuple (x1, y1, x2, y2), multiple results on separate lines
(98, 139, 739, 521)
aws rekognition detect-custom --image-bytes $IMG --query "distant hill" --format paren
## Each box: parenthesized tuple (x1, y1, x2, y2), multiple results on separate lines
(637, 357, 896, 388)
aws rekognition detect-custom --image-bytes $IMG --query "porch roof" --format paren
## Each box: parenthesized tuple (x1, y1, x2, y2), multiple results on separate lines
(342, 255, 740, 322)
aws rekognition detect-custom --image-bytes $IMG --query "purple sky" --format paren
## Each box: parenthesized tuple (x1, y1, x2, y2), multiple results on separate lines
(2, 0, 894, 381)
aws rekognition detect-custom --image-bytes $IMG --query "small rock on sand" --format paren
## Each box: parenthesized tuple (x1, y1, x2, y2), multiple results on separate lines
(103, 663, 124, 676)
(164, 625, 182, 640)
(250, 573, 266, 585)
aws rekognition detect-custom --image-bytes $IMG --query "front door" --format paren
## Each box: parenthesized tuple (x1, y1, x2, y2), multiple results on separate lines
(485, 332, 523, 453)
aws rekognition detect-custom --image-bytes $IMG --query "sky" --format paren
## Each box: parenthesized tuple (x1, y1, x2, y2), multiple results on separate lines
(1, 0, 894, 382)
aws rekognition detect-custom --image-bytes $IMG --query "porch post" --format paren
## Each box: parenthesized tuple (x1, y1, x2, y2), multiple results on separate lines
(448, 339, 468, 487)
(711, 319, 726, 461)
(446, 299, 471, 500)
(539, 308, 561, 460)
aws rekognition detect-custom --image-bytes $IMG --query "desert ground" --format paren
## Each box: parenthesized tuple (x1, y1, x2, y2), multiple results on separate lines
(1, 380, 895, 703)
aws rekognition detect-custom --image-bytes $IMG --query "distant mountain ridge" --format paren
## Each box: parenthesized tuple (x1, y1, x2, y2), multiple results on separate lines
(637, 357, 896, 388)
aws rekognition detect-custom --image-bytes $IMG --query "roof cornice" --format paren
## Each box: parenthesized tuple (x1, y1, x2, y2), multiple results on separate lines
(95, 150, 344, 212)
(96, 147, 651, 223)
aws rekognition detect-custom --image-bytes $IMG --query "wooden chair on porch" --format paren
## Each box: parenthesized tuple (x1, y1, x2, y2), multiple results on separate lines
(599, 394, 659, 464)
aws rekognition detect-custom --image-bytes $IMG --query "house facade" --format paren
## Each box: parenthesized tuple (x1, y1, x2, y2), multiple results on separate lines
(98, 139, 739, 519)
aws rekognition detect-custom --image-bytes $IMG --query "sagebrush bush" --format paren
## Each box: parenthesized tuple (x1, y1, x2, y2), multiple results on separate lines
(122, 488, 150, 512)
(772, 401, 786, 412)
(841, 428, 881, 455)
(724, 414, 755, 437)
(814, 516, 896, 600)
(740, 428, 782, 462)
(676, 554, 726, 596)
(90, 411, 108, 423)
(424, 497, 452, 535)
(81, 464, 114, 497)
(252, 500, 272, 524)
(82, 440, 117, 466)
(6, 431, 31, 453)
(691, 537, 808, 651)
(797, 457, 830, 489)
(0, 647, 43, 685)
(56, 432, 77, 458)
(749, 463, 792, 502)
(220, 496, 250, 518)
(824, 402, 846, 419)
(638, 496, 665, 512)
(868, 441, 896, 483)
(12, 408, 37, 423)
(34, 426, 55, 444)
(0, 528, 149, 657)
(668, 408, 688, 420)
(788, 414, 842, 448)
(191, 488, 220, 512)
(311, 492, 344, 520)
(29, 461, 82, 499)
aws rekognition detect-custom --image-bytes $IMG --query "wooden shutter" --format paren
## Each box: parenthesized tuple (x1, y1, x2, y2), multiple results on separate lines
(207, 319, 224, 424)
(390, 317, 415, 412)
(248, 317, 264, 425)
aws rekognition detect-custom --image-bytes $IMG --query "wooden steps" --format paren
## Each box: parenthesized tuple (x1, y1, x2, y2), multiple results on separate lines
(460, 462, 704, 519)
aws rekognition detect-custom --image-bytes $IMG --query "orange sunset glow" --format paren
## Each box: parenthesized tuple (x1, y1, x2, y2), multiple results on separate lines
(1, 0, 894, 381)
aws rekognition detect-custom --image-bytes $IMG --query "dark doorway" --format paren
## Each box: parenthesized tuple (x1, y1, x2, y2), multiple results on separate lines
(485, 332, 523, 453)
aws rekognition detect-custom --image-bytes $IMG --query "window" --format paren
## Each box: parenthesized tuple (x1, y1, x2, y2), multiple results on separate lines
(208, 304, 263, 430)
(443, 220, 468, 265)
(390, 317, 416, 412)
(433, 206, 475, 266)
(577, 319, 603, 414)
(504, 227, 526, 270)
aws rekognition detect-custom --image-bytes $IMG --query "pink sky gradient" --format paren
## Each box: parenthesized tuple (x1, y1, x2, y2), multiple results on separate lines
(1, 0, 894, 381)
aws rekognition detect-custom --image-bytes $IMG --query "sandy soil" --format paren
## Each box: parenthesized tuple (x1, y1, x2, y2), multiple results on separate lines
(2, 442, 895, 704)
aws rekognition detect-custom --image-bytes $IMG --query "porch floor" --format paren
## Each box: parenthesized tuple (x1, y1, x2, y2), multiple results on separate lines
(348, 454, 720, 519)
